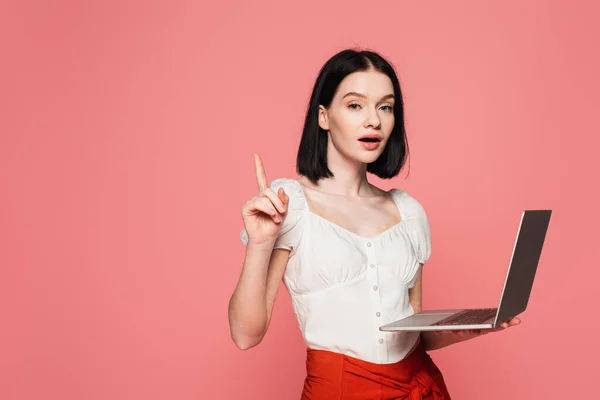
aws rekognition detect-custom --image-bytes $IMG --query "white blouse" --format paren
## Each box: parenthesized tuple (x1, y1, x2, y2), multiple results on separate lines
(240, 178, 432, 364)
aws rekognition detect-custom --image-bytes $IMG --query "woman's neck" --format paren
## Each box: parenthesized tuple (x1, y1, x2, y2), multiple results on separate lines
(304, 146, 375, 197)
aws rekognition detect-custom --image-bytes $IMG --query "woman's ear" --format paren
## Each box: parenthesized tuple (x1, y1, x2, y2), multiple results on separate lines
(318, 105, 329, 131)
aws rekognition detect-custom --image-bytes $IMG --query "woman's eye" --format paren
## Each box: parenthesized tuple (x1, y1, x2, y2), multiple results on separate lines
(348, 103, 393, 112)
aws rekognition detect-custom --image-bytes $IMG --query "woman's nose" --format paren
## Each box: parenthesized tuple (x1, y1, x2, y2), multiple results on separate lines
(364, 107, 381, 128)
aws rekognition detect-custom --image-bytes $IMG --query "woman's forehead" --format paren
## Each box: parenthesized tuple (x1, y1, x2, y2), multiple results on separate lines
(335, 71, 394, 99)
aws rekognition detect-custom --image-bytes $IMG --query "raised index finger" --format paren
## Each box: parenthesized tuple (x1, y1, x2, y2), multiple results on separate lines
(254, 153, 268, 191)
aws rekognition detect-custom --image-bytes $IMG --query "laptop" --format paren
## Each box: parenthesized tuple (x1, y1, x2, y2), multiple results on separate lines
(379, 210, 552, 332)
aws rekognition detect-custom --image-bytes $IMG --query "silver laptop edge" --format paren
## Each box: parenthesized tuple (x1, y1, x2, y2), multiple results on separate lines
(379, 209, 552, 332)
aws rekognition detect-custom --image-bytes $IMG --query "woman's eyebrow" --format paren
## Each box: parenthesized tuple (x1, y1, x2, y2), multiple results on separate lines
(342, 92, 395, 101)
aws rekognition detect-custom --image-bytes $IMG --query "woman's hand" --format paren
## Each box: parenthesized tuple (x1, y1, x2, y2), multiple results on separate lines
(433, 317, 522, 340)
(241, 154, 289, 246)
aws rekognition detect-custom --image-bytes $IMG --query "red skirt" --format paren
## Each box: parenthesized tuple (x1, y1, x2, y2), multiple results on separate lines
(301, 339, 451, 399)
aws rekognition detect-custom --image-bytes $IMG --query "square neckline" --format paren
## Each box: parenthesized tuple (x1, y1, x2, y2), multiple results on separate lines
(294, 179, 406, 241)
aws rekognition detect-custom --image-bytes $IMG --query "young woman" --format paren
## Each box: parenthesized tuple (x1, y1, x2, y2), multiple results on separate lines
(228, 48, 520, 399)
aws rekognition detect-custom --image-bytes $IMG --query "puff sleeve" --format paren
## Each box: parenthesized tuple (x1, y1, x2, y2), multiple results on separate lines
(239, 178, 307, 253)
(398, 191, 432, 265)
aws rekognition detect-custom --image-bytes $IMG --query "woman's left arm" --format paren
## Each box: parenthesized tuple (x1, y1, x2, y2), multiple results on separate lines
(409, 264, 521, 352)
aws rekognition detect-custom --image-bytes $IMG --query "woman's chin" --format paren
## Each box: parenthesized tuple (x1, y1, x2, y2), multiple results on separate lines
(355, 151, 383, 164)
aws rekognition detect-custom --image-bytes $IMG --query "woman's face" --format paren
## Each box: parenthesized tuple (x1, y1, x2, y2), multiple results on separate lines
(319, 69, 395, 165)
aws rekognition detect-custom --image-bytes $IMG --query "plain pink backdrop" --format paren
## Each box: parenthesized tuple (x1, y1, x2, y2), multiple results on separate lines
(1, 0, 599, 399)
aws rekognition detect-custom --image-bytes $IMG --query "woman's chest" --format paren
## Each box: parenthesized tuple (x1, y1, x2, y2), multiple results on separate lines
(301, 190, 401, 239)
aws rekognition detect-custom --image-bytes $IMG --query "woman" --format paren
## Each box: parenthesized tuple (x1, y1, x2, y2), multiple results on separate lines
(228, 48, 520, 399)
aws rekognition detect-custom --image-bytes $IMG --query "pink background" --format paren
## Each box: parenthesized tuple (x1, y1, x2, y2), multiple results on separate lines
(1, 0, 599, 399)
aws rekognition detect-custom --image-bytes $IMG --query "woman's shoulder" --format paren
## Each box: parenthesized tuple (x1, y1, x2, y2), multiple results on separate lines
(268, 177, 301, 188)
(389, 187, 432, 263)
(388, 187, 428, 221)
(268, 177, 305, 199)
(267, 177, 307, 214)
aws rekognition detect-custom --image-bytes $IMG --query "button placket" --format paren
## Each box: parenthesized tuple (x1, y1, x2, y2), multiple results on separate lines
(365, 240, 386, 362)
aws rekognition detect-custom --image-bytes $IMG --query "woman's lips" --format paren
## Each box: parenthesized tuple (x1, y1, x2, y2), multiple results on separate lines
(359, 139, 381, 150)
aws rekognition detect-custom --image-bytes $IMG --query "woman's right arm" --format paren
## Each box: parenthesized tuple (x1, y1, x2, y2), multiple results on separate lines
(228, 154, 289, 350)
(228, 243, 289, 350)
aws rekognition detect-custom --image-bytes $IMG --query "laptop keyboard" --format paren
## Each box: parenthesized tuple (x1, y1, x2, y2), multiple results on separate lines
(431, 308, 497, 326)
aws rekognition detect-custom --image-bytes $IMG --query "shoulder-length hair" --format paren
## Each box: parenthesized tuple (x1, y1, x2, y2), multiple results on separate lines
(297, 48, 410, 183)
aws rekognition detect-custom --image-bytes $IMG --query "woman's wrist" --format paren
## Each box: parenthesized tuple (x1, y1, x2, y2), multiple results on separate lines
(245, 238, 277, 253)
